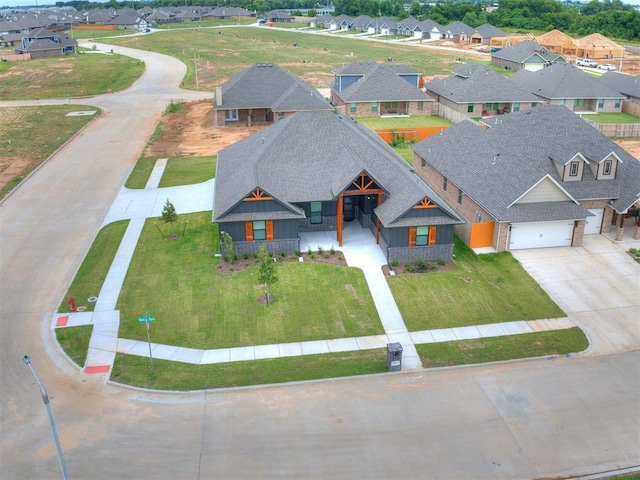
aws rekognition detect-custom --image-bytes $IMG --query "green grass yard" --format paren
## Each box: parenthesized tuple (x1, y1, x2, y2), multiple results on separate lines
(388, 238, 566, 331)
(355, 116, 451, 129)
(585, 112, 640, 123)
(116, 212, 383, 349)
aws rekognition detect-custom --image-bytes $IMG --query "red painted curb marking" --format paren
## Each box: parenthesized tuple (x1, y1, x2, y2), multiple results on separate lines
(55, 316, 69, 327)
(85, 365, 111, 374)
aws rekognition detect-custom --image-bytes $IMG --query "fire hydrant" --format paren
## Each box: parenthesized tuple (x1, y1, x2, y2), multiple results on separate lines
(68, 297, 76, 311)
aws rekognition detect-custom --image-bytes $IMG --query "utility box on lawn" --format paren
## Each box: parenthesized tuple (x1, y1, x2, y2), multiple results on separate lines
(387, 343, 403, 372)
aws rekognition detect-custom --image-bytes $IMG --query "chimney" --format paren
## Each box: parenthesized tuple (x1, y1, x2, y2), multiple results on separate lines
(215, 86, 222, 106)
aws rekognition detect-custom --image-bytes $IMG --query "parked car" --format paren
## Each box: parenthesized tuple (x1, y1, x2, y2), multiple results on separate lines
(598, 64, 617, 71)
(576, 58, 598, 68)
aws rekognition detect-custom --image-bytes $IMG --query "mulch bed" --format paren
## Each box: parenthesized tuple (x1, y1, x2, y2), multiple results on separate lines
(381, 261, 456, 276)
(215, 251, 348, 274)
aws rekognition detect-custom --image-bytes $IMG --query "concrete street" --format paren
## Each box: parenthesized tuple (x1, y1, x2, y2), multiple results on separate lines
(1, 43, 638, 479)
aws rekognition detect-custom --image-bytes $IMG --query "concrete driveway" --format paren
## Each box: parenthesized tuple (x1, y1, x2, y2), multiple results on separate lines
(513, 234, 640, 355)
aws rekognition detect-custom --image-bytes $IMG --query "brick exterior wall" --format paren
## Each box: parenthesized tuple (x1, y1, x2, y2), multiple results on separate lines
(223, 238, 300, 257)
(298, 216, 337, 232)
(331, 93, 435, 117)
(388, 244, 454, 263)
(580, 200, 614, 233)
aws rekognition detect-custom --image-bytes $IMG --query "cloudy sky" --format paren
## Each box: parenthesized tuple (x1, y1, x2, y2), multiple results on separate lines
(1, 0, 640, 8)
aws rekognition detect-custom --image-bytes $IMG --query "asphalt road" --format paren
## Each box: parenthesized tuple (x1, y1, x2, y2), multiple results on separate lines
(1, 44, 638, 480)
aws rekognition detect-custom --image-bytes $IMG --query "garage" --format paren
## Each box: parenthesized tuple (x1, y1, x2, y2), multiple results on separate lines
(584, 208, 604, 235)
(509, 220, 574, 250)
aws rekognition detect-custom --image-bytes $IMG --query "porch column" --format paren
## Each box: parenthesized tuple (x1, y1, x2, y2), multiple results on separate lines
(615, 211, 624, 241)
(375, 193, 382, 244)
(634, 213, 640, 240)
(337, 194, 344, 246)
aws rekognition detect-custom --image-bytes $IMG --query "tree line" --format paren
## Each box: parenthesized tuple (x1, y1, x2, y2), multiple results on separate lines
(55, 0, 640, 41)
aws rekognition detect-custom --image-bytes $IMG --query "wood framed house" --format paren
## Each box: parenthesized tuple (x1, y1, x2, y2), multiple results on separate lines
(535, 29, 578, 57)
(412, 105, 640, 251)
(576, 33, 624, 62)
(212, 63, 332, 127)
(425, 63, 540, 117)
(491, 40, 566, 72)
(331, 61, 435, 117)
(511, 63, 625, 113)
(213, 111, 462, 263)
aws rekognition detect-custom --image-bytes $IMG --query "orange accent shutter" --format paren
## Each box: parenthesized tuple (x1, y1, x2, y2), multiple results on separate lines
(408, 227, 416, 247)
(428, 225, 437, 246)
(266, 220, 274, 240)
(245, 221, 253, 242)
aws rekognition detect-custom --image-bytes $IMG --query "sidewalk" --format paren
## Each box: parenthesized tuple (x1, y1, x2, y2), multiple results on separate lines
(53, 159, 576, 376)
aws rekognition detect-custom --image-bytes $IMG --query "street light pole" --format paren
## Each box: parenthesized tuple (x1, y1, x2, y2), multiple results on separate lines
(23, 356, 70, 480)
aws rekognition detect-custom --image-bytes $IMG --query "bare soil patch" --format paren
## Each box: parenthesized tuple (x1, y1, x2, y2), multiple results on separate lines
(146, 100, 267, 158)
(216, 250, 348, 274)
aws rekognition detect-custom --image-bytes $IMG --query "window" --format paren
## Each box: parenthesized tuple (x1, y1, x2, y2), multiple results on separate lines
(350, 103, 357, 113)
(443, 178, 448, 191)
(615, 99, 621, 108)
(574, 99, 585, 107)
(559, 99, 565, 106)
(598, 98, 604, 108)
(532, 102, 538, 107)
(310, 201, 323, 224)
(417, 101, 423, 111)
(513, 102, 520, 112)
(458, 189, 463, 204)
(371, 102, 378, 113)
(603, 160, 612, 175)
(467, 104, 474, 113)
(225, 109, 238, 121)
(421, 158, 426, 167)
(253, 220, 266, 240)
(278, 112, 285, 120)
(415, 226, 429, 246)
(569, 161, 579, 177)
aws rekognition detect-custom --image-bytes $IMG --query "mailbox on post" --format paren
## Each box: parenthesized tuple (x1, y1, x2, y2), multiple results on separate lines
(387, 343, 403, 372)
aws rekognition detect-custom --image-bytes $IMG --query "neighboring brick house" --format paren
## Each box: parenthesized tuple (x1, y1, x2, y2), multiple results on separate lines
(598, 71, 640, 105)
(470, 23, 507, 45)
(212, 63, 332, 127)
(425, 63, 540, 117)
(442, 21, 473, 42)
(331, 61, 435, 117)
(511, 63, 625, 113)
(15, 27, 77, 57)
(213, 111, 462, 263)
(412, 105, 640, 251)
(491, 40, 566, 72)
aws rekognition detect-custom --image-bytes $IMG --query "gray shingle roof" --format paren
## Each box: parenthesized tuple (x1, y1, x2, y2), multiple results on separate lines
(334, 63, 433, 103)
(425, 63, 540, 103)
(214, 63, 331, 112)
(214, 112, 461, 228)
(598, 71, 640, 100)
(412, 104, 640, 221)
(491, 40, 565, 64)
(333, 61, 418, 76)
(511, 63, 625, 100)
(443, 21, 473, 36)
(473, 23, 507, 38)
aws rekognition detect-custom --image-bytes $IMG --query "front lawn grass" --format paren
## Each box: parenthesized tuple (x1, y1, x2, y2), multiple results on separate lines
(417, 327, 588, 367)
(58, 220, 129, 313)
(111, 348, 388, 390)
(355, 116, 451, 129)
(117, 212, 383, 349)
(0, 54, 144, 100)
(158, 156, 216, 187)
(388, 237, 566, 330)
(55, 325, 93, 368)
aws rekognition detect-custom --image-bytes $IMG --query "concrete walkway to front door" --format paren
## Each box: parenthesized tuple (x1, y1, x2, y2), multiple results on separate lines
(299, 221, 423, 369)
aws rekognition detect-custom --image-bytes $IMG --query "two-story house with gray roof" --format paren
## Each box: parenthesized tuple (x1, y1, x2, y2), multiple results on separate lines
(15, 26, 77, 57)
(331, 61, 435, 117)
(425, 63, 541, 117)
(212, 63, 332, 127)
(412, 105, 640, 251)
(213, 111, 462, 263)
(491, 40, 566, 72)
(511, 63, 625, 113)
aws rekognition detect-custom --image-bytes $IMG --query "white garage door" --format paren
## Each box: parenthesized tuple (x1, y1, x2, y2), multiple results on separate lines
(509, 220, 574, 250)
(584, 208, 604, 235)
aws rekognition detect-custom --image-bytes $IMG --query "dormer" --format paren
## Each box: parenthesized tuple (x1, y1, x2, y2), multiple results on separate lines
(588, 152, 620, 180)
(554, 153, 588, 182)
